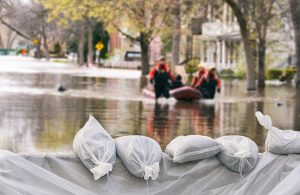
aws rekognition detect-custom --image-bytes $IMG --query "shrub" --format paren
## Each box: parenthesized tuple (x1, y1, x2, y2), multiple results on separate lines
(279, 68, 296, 81)
(267, 68, 283, 80)
(266, 68, 296, 81)
(219, 68, 235, 79)
(217, 68, 246, 79)
(53, 42, 61, 54)
(234, 70, 246, 79)
(185, 58, 200, 76)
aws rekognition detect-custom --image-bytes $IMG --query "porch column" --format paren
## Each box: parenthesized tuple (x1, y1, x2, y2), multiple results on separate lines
(216, 40, 221, 69)
(221, 40, 226, 69)
(201, 40, 205, 63)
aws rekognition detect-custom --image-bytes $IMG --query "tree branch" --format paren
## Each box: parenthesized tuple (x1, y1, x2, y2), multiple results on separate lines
(225, 0, 248, 38)
(0, 18, 31, 40)
(112, 23, 139, 42)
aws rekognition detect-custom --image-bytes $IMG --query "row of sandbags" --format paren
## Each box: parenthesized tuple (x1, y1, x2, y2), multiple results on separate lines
(72, 111, 300, 181)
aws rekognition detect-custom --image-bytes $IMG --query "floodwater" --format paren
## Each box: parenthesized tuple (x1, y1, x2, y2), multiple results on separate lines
(0, 59, 299, 153)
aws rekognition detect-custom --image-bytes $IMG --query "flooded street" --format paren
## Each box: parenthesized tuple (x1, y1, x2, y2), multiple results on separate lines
(0, 57, 299, 153)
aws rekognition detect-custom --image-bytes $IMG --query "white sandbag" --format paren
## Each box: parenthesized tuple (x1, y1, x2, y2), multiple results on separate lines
(216, 135, 258, 173)
(165, 135, 222, 163)
(256, 111, 300, 154)
(115, 135, 162, 180)
(73, 115, 116, 180)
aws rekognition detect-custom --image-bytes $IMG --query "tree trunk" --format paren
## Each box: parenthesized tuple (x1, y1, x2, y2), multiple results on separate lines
(226, 0, 256, 90)
(140, 32, 150, 75)
(290, 0, 300, 88)
(0, 35, 4, 48)
(5, 30, 12, 49)
(42, 31, 50, 61)
(5, 30, 17, 49)
(87, 23, 94, 67)
(35, 39, 42, 59)
(171, 0, 181, 68)
(7, 34, 17, 49)
(241, 29, 256, 90)
(186, 23, 193, 61)
(78, 26, 85, 66)
(257, 39, 266, 88)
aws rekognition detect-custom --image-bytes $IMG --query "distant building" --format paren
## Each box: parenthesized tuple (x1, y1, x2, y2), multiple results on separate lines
(188, 2, 295, 70)
(108, 2, 295, 70)
(198, 3, 241, 70)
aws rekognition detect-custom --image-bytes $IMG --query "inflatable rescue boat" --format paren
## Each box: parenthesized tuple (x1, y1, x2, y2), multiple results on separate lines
(143, 86, 202, 101)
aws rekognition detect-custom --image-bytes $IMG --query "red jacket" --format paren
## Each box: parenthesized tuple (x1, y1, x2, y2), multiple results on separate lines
(208, 72, 222, 89)
(191, 69, 208, 87)
(149, 63, 175, 81)
(192, 69, 221, 89)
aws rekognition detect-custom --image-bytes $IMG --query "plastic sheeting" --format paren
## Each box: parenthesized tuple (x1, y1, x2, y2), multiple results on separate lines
(1, 149, 300, 195)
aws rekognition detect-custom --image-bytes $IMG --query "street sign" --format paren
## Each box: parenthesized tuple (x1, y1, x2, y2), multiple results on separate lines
(33, 38, 39, 45)
(95, 42, 104, 51)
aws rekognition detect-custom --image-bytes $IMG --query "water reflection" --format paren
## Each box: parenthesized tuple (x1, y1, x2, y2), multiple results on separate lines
(146, 103, 170, 147)
(0, 71, 298, 153)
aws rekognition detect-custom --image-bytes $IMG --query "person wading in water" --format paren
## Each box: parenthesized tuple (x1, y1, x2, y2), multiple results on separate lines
(149, 57, 175, 99)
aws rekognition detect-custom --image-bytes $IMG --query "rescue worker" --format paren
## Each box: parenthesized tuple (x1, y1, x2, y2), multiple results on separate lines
(192, 64, 221, 99)
(204, 67, 221, 99)
(149, 57, 175, 99)
(191, 63, 208, 88)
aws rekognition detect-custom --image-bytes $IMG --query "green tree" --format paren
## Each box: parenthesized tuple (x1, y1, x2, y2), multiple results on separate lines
(39, 0, 109, 65)
(108, 0, 172, 75)
(93, 23, 109, 60)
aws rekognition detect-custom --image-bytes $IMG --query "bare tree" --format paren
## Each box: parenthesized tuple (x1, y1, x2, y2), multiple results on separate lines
(0, 0, 31, 41)
(251, 0, 277, 88)
(225, 0, 256, 90)
(171, 0, 181, 67)
(0, 0, 60, 60)
(171, 0, 208, 66)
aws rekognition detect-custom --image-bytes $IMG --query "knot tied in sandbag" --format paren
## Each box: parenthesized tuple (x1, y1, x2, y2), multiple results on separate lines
(115, 135, 162, 180)
(73, 115, 116, 180)
(216, 135, 258, 173)
(255, 111, 272, 130)
(90, 161, 113, 180)
(256, 111, 300, 154)
(142, 162, 159, 180)
(233, 139, 251, 159)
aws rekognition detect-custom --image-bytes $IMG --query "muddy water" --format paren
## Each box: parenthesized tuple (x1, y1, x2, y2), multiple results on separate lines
(0, 71, 299, 153)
